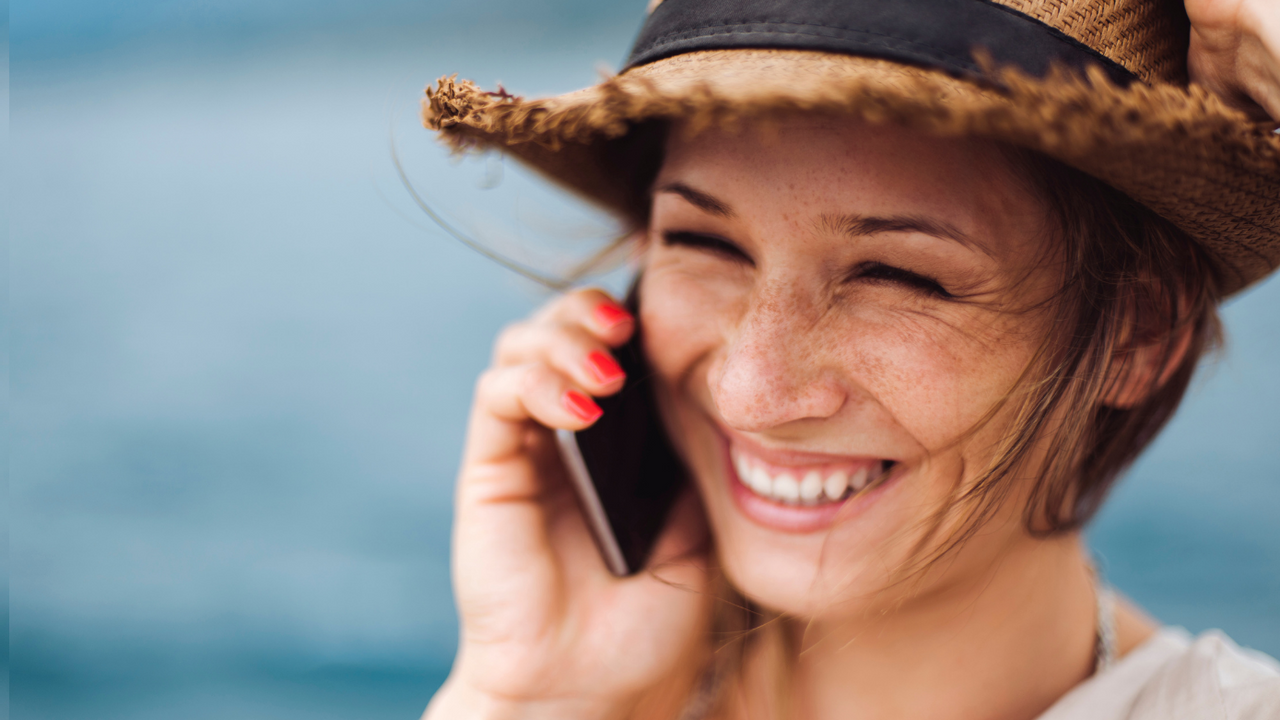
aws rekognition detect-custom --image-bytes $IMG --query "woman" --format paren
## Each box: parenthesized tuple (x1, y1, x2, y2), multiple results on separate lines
(421, 0, 1280, 718)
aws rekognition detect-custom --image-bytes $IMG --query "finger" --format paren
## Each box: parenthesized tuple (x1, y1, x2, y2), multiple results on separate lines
(1240, 33, 1280, 120)
(495, 315, 625, 365)
(1188, 12, 1280, 121)
(494, 323, 628, 396)
(492, 297, 633, 364)
(463, 363, 603, 469)
(536, 287, 636, 347)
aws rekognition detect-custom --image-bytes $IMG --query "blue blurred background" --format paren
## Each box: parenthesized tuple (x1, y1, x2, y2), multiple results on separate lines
(7, 2, 1279, 718)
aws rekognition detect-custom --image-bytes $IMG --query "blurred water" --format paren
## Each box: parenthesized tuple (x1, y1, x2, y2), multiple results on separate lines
(4, 15, 13, 719)
(8, 12, 1279, 720)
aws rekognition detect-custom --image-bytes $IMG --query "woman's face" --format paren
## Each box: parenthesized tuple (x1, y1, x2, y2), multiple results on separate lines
(640, 117, 1063, 618)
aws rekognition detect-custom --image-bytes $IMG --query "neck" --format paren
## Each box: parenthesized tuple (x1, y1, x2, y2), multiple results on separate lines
(779, 532, 1098, 720)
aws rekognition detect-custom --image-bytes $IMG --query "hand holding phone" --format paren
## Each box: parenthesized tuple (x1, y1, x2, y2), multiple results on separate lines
(429, 287, 708, 720)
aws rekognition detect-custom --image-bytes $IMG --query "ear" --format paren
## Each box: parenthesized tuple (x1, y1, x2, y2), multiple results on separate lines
(1101, 322, 1194, 409)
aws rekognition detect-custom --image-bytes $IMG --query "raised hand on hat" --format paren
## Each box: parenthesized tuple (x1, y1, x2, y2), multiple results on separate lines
(1186, 0, 1280, 121)
(423, 288, 711, 720)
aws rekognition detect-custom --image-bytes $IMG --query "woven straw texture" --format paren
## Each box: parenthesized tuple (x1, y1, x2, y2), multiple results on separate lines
(423, 0, 1280, 295)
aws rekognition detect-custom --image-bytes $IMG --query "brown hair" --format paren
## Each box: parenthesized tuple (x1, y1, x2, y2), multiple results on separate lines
(898, 148, 1225, 579)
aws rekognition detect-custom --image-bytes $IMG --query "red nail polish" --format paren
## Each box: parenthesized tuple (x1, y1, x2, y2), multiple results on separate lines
(586, 351, 626, 384)
(563, 390, 603, 423)
(593, 303, 633, 330)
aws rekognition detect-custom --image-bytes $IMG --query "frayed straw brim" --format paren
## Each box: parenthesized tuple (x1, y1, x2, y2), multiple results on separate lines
(424, 49, 1280, 295)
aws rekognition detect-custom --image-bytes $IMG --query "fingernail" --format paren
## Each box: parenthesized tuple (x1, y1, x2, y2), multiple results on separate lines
(585, 350, 626, 384)
(563, 390, 603, 423)
(593, 303, 633, 330)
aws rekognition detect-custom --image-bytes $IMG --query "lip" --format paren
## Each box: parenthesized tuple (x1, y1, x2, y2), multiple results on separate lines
(718, 429, 903, 534)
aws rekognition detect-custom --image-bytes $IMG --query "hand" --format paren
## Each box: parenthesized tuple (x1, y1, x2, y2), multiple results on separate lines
(1186, 0, 1280, 121)
(424, 289, 711, 720)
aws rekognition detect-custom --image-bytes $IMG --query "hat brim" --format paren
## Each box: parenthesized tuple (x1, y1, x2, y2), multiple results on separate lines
(424, 48, 1280, 295)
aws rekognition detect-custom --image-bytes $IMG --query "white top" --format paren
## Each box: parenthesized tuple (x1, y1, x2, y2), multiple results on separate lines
(1037, 628, 1280, 720)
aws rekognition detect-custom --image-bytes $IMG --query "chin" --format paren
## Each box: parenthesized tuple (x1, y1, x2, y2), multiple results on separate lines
(717, 531, 871, 617)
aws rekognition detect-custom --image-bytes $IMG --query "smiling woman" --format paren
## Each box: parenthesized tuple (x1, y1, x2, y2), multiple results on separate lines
(633, 119, 1228, 708)
(418, 0, 1280, 718)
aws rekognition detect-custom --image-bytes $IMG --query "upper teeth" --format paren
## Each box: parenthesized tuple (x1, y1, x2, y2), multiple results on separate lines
(732, 449, 882, 505)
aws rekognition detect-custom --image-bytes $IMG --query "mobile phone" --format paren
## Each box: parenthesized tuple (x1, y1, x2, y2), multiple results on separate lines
(555, 305, 688, 576)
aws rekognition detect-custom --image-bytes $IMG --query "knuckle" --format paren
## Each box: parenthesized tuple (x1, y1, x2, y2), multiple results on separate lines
(474, 368, 501, 399)
(493, 322, 527, 357)
(572, 286, 612, 309)
(546, 318, 587, 347)
(536, 293, 576, 321)
(516, 363, 551, 397)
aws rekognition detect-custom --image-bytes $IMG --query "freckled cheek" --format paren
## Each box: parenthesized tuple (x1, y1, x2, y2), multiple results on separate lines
(838, 318, 1033, 451)
(638, 268, 744, 383)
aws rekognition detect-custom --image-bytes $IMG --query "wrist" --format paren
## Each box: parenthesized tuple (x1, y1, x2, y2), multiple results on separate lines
(424, 675, 633, 720)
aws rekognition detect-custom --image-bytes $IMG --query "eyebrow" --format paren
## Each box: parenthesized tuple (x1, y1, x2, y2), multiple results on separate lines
(655, 181, 734, 218)
(818, 213, 992, 256)
(656, 181, 990, 255)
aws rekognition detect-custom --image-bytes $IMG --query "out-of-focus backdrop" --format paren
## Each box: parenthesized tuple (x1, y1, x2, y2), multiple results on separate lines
(7, 2, 1279, 718)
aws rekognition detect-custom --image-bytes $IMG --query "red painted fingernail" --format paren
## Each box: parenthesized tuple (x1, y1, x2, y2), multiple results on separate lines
(592, 303, 633, 330)
(563, 390, 603, 423)
(585, 350, 626, 384)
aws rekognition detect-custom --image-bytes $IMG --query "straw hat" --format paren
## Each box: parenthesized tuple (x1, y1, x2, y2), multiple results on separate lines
(423, 0, 1280, 295)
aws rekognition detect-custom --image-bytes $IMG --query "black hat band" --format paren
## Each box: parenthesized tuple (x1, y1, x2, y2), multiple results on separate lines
(625, 0, 1139, 87)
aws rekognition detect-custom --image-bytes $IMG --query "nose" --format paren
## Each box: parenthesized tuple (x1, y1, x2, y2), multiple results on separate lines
(709, 283, 848, 433)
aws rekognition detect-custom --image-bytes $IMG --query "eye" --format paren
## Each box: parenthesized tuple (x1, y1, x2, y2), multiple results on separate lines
(853, 261, 952, 298)
(661, 231, 754, 265)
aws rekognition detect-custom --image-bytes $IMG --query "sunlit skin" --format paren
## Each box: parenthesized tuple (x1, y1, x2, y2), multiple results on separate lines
(424, 118, 1160, 720)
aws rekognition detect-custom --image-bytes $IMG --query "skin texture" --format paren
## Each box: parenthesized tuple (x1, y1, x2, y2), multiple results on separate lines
(1187, 0, 1280, 121)
(425, 118, 1162, 720)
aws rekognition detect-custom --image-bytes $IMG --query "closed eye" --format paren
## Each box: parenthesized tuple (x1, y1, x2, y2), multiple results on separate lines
(852, 261, 952, 298)
(661, 231, 754, 265)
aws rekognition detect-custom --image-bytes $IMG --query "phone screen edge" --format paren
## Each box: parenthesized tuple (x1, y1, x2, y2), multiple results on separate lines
(554, 428, 632, 576)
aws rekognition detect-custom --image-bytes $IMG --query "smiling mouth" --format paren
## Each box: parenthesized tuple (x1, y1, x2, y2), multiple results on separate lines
(730, 446, 891, 506)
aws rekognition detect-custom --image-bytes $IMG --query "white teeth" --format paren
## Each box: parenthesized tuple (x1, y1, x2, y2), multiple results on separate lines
(774, 473, 800, 503)
(734, 448, 885, 506)
(823, 470, 848, 501)
(749, 466, 773, 495)
(850, 466, 869, 491)
(799, 471, 824, 503)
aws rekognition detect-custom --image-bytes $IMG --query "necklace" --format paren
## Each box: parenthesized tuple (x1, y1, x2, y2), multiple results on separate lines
(1094, 582, 1119, 674)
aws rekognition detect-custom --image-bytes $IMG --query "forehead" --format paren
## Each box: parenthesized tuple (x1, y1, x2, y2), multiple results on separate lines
(655, 117, 1049, 251)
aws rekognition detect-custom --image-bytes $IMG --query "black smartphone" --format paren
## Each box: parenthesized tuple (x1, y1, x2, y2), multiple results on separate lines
(555, 294, 688, 576)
